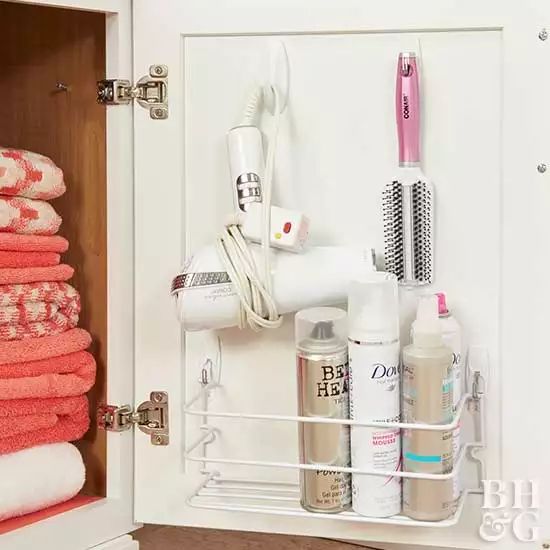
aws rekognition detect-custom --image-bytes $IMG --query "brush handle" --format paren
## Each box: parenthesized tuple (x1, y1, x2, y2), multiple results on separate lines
(396, 52, 420, 166)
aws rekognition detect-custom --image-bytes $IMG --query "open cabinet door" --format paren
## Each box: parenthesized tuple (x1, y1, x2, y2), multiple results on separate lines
(0, 1, 136, 549)
(133, 1, 550, 548)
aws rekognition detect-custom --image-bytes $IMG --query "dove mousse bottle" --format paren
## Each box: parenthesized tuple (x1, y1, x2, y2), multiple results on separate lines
(348, 272, 401, 517)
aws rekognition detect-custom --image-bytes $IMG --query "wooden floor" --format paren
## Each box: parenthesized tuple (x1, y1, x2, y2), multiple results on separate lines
(133, 526, 380, 550)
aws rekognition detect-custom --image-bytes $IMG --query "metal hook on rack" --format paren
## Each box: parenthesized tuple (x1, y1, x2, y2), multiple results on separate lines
(199, 424, 217, 445)
(472, 371, 486, 401)
(198, 336, 223, 388)
(199, 359, 213, 387)
(468, 346, 489, 408)
(464, 346, 488, 492)
(192, 336, 223, 473)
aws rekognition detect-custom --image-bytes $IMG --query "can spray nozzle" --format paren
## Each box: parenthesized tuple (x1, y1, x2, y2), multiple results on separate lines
(296, 307, 347, 354)
(310, 320, 335, 341)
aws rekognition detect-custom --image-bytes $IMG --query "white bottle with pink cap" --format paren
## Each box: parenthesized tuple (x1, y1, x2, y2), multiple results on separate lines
(436, 292, 462, 505)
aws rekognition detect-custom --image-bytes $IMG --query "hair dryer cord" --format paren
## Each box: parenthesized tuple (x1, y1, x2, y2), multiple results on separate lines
(216, 86, 283, 331)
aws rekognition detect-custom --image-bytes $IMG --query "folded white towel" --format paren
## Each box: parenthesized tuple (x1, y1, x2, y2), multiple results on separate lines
(0, 442, 85, 521)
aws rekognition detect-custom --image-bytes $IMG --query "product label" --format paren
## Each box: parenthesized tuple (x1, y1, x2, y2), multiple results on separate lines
(303, 470, 351, 510)
(348, 340, 401, 516)
(451, 422, 461, 501)
(442, 330, 462, 410)
(297, 351, 351, 511)
(442, 378, 452, 411)
(441, 325, 463, 502)
(316, 363, 348, 399)
(351, 424, 402, 516)
(402, 363, 453, 423)
(402, 429, 453, 469)
(402, 354, 454, 517)
(351, 421, 401, 469)
(348, 340, 400, 421)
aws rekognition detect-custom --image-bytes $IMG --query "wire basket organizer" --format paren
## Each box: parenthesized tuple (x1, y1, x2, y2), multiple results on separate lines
(183, 346, 487, 528)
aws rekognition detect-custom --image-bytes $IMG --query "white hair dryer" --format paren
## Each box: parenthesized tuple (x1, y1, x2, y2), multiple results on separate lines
(172, 245, 375, 331)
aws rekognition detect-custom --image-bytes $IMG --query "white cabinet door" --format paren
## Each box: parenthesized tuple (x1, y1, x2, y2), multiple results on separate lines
(90, 535, 139, 550)
(133, 1, 550, 548)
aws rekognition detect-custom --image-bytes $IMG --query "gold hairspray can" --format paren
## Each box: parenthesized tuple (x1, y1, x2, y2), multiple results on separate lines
(295, 307, 351, 513)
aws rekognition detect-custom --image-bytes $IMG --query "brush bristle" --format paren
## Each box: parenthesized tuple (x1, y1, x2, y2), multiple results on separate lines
(383, 180, 433, 284)
(383, 181, 405, 280)
(412, 181, 433, 284)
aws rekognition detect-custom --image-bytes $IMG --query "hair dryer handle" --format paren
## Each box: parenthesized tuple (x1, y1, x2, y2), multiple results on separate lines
(396, 53, 420, 166)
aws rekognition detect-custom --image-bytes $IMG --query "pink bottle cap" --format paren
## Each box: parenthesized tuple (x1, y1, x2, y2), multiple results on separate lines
(436, 292, 449, 316)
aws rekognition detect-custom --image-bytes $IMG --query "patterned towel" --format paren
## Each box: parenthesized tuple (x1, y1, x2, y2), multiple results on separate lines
(0, 282, 80, 341)
(0, 196, 61, 235)
(0, 148, 65, 200)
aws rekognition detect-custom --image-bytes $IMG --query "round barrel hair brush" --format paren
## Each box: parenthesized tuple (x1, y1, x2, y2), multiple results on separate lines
(383, 51, 433, 286)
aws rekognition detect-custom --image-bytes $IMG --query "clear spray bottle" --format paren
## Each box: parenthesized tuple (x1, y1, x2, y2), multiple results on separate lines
(436, 292, 463, 506)
(402, 294, 455, 521)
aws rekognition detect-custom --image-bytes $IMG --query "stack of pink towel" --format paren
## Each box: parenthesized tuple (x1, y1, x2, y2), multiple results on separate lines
(0, 148, 93, 520)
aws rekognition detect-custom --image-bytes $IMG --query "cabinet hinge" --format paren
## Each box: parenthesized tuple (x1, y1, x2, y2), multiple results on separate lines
(97, 64, 168, 120)
(97, 391, 169, 446)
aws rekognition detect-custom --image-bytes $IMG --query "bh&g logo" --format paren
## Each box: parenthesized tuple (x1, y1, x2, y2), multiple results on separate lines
(479, 480, 539, 542)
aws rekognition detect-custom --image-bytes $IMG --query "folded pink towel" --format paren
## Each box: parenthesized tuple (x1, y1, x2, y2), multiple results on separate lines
(0, 282, 80, 341)
(0, 250, 60, 268)
(0, 396, 89, 455)
(0, 234, 68, 253)
(0, 350, 94, 379)
(0, 264, 73, 285)
(0, 328, 91, 365)
(0, 351, 95, 399)
(0, 148, 65, 200)
(0, 196, 61, 236)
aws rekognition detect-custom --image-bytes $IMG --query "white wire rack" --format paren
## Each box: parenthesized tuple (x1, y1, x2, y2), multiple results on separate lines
(186, 474, 471, 527)
(183, 350, 487, 527)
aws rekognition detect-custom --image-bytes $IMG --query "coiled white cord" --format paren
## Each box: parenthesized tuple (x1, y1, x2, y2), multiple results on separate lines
(216, 86, 283, 331)
(240, 87, 263, 126)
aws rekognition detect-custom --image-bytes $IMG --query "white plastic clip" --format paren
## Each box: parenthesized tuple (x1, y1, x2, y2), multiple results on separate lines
(263, 41, 289, 115)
